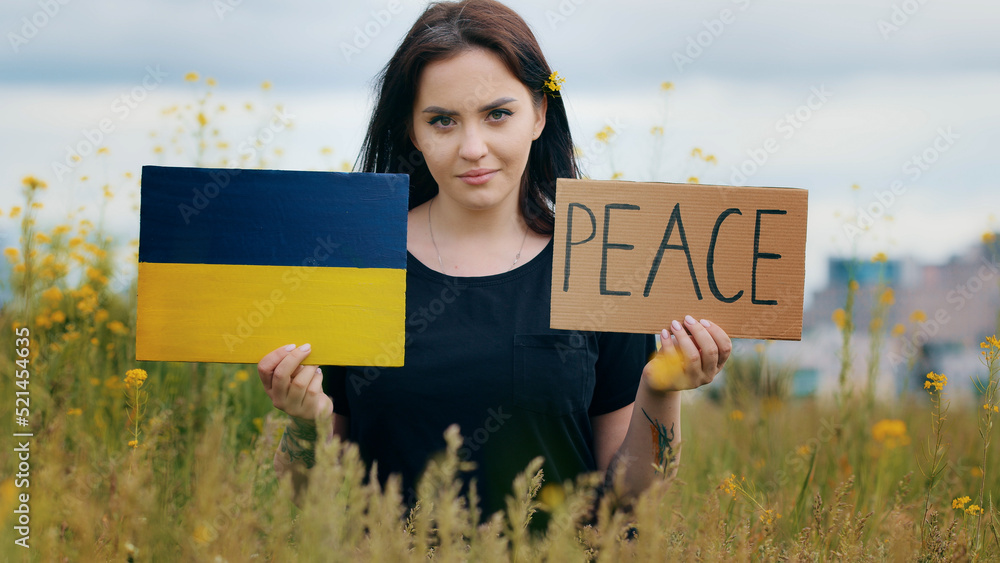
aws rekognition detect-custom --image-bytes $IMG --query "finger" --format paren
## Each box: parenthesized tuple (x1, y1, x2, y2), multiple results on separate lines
(258, 343, 297, 391)
(271, 343, 312, 402)
(700, 319, 733, 370)
(668, 319, 701, 377)
(284, 364, 320, 412)
(304, 368, 329, 419)
(682, 315, 719, 376)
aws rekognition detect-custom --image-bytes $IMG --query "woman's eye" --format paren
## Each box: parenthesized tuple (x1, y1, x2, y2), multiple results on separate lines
(488, 109, 511, 121)
(429, 116, 453, 127)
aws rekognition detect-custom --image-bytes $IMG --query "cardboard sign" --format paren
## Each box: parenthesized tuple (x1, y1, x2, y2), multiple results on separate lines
(136, 166, 409, 365)
(551, 179, 807, 340)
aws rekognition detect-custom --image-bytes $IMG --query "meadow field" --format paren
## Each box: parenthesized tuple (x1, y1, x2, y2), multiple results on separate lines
(1, 76, 999, 561)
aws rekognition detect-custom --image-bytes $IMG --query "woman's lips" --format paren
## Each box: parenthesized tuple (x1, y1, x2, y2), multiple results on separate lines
(458, 169, 499, 185)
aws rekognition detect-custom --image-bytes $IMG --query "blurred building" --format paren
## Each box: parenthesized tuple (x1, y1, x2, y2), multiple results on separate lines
(769, 235, 1000, 401)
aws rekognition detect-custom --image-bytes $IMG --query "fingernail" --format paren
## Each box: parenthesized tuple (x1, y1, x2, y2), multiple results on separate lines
(684, 315, 696, 325)
(284, 343, 296, 351)
(298, 343, 311, 353)
(661, 328, 669, 341)
(315, 367, 322, 376)
(700, 319, 712, 327)
(671, 319, 682, 331)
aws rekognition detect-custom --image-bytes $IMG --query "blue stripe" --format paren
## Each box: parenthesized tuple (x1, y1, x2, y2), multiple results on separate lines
(139, 166, 409, 269)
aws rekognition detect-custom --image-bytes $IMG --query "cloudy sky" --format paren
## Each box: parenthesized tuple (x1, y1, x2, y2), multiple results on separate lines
(1, 0, 998, 297)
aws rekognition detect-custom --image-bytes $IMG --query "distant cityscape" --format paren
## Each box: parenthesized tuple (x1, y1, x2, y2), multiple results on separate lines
(770, 234, 1000, 400)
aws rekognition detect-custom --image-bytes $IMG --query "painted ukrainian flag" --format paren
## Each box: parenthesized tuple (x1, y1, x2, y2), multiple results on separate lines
(136, 166, 408, 366)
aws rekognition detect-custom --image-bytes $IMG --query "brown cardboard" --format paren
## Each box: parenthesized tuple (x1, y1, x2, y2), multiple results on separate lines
(551, 179, 808, 340)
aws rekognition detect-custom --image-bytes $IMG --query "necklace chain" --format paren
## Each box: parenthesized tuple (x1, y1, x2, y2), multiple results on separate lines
(427, 197, 529, 273)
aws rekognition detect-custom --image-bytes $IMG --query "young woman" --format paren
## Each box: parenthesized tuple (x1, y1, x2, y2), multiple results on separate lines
(257, 0, 731, 517)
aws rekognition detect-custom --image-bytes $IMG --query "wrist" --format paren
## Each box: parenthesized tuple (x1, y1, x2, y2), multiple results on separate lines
(287, 416, 319, 441)
(639, 373, 683, 398)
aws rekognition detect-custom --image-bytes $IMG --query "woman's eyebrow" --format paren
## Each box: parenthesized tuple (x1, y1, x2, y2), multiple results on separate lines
(421, 97, 518, 116)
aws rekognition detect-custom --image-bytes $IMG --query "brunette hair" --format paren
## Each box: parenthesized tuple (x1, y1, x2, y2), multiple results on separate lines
(356, 0, 578, 235)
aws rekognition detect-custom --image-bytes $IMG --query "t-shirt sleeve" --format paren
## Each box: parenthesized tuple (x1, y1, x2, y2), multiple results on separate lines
(588, 332, 656, 417)
(321, 365, 351, 417)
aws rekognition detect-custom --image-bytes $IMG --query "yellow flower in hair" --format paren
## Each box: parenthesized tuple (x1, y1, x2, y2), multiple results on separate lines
(543, 71, 565, 95)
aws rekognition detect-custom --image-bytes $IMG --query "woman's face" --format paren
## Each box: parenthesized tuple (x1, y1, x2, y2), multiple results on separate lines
(410, 47, 546, 214)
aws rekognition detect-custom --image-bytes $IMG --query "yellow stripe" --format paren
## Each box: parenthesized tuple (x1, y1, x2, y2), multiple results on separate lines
(137, 262, 405, 366)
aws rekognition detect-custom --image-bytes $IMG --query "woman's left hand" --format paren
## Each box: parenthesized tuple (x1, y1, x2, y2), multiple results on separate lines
(642, 315, 732, 393)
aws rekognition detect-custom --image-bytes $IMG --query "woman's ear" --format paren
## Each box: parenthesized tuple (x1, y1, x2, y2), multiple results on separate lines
(532, 95, 548, 141)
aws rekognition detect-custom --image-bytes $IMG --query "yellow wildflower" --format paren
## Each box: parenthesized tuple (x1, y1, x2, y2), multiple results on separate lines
(660, 81, 674, 91)
(720, 474, 740, 497)
(952, 496, 971, 509)
(871, 419, 910, 448)
(985, 232, 996, 244)
(235, 369, 249, 382)
(321, 146, 334, 156)
(206, 77, 217, 87)
(50, 311, 66, 323)
(67, 408, 83, 416)
(3, 247, 19, 263)
(261, 80, 272, 90)
(851, 183, 860, 191)
(128, 440, 139, 449)
(611, 171, 624, 180)
(650, 126, 664, 136)
(94, 309, 109, 323)
(543, 71, 564, 94)
(688, 176, 699, 184)
(184, 72, 199, 82)
(197, 112, 207, 127)
(924, 371, 947, 393)
(729, 409, 745, 421)
(832, 308, 846, 329)
(910, 310, 927, 323)
(21, 176, 47, 190)
(645, 344, 685, 392)
(691, 147, 703, 158)
(124, 369, 148, 389)
(538, 482, 565, 509)
(872, 252, 888, 263)
(972, 467, 984, 477)
(107, 321, 130, 336)
(96, 147, 109, 156)
(966, 504, 983, 516)
(759, 509, 781, 526)
(891, 323, 906, 336)
(879, 287, 895, 306)
(849, 280, 859, 291)
(41, 286, 62, 304)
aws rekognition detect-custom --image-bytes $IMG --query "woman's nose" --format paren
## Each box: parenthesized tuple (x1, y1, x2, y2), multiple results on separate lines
(458, 124, 488, 161)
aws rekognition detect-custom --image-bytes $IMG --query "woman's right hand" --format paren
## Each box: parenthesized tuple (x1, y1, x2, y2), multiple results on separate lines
(257, 343, 334, 423)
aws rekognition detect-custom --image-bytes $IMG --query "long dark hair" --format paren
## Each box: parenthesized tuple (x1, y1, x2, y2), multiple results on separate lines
(356, 0, 578, 235)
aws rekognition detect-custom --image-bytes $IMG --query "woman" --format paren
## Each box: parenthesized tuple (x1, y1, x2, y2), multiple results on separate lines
(257, 0, 731, 517)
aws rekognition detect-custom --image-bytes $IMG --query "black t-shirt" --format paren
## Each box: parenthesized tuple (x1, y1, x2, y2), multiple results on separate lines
(325, 239, 654, 516)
